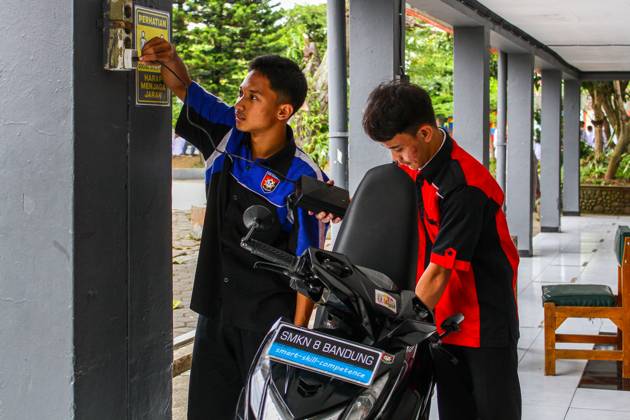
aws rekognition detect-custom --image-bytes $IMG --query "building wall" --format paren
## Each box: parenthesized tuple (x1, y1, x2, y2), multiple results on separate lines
(0, 0, 75, 418)
(0, 1, 173, 418)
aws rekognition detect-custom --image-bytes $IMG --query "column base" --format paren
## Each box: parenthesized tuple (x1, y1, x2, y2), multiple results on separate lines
(519, 249, 533, 258)
(562, 211, 580, 216)
(541, 226, 560, 233)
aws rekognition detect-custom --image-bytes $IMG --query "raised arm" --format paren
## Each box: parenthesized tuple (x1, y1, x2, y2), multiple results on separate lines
(140, 37, 191, 101)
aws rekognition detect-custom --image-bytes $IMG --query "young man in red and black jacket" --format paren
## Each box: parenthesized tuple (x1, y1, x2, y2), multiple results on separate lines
(362, 80, 521, 420)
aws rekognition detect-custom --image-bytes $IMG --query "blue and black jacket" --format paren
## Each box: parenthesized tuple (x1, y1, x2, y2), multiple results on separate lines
(176, 82, 328, 331)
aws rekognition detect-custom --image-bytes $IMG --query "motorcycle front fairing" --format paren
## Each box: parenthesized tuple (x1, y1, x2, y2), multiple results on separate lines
(238, 320, 422, 420)
(236, 164, 440, 420)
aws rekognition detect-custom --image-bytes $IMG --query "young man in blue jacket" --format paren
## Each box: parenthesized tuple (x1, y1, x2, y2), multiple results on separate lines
(141, 38, 327, 419)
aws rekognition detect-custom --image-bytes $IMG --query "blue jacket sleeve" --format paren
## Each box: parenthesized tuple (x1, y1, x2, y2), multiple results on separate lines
(294, 206, 328, 257)
(176, 82, 235, 159)
(185, 82, 236, 127)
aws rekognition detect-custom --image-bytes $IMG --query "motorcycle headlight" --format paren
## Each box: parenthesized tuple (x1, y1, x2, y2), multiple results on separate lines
(307, 406, 345, 420)
(249, 338, 274, 417)
(342, 372, 390, 420)
(261, 386, 293, 420)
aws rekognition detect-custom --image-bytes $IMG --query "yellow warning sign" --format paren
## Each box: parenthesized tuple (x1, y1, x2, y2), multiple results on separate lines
(135, 6, 170, 107)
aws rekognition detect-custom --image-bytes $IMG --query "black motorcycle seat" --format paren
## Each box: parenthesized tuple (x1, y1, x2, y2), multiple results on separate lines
(333, 164, 419, 291)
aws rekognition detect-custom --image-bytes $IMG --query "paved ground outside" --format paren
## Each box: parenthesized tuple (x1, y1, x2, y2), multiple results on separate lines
(172, 209, 199, 420)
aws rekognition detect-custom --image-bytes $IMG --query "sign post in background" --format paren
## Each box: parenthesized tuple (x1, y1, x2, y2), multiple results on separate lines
(135, 6, 170, 107)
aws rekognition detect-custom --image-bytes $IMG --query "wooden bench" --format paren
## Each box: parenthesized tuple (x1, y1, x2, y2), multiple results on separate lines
(543, 225, 630, 378)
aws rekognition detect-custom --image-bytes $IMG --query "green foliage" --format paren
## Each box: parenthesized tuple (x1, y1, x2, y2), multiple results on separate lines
(276, 4, 329, 168)
(580, 139, 593, 159)
(581, 149, 630, 184)
(278, 4, 328, 65)
(489, 53, 498, 125)
(171, 1, 330, 167)
(617, 153, 630, 180)
(405, 25, 453, 119)
(172, 97, 183, 128)
(488, 156, 496, 178)
(173, 0, 284, 105)
(293, 91, 329, 167)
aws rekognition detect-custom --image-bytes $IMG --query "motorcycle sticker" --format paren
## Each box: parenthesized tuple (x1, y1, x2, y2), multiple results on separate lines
(381, 353, 395, 364)
(261, 171, 280, 193)
(267, 323, 383, 387)
(375, 290, 397, 313)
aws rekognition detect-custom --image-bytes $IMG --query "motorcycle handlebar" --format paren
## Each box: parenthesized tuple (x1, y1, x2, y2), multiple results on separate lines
(240, 238, 298, 271)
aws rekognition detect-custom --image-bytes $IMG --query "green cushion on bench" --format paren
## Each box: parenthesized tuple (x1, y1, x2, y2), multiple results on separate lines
(614, 225, 630, 266)
(542, 284, 616, 307)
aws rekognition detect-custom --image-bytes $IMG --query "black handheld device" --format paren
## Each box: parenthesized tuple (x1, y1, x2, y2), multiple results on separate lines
(293, 176, 350, 217)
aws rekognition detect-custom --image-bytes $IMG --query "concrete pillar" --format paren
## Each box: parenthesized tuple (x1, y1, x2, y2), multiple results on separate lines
(540, 69, 562, 231)
(328, 0, 349, 189)
(0, 1, 74, 417)
(496, 51, 507, 193)
(453, 26, 490, 166)
(506, 54, 535, 257)
(348, 0, 404, 192)
(563, 79, 581, 215)
(0, 1, 173, 418)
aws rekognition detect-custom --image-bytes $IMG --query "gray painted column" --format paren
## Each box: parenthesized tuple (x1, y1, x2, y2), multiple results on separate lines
(563, 79, 581, 215)
(506, 54, 535, 257)
(1, 0, 74, 417)
(496, 51, 507, 193)
(1, 1, 172, 418)
(348, 0, 404, 192)
(540, 69, 562, 231)
(328, 0, 349, 189)
(453, 26, 490, 166)
(73, 1, 172, 418)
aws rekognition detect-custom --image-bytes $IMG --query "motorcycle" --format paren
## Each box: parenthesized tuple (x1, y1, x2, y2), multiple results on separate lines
(235, 163, 463, 420)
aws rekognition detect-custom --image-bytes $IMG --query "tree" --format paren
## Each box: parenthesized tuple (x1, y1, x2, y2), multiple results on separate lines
(584, 81, 630, 180)
(405, 22, 454, 119)
(172, 0, 284, 104)
(599, 81, 630, 180)
(278, 4, 328, 66)
(584, 82, 608, 159)
(278, 4, 330, 167)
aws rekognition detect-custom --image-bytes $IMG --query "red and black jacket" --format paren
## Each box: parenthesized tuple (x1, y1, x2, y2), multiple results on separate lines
(400, 132, 519, 348)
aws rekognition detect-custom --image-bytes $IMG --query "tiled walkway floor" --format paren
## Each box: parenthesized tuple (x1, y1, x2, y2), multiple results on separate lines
(431, 214, 630, 419)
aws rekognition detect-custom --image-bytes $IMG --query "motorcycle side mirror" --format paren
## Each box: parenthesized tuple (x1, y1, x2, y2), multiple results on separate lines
(243, 205, 273, 232)
(440, 313, 464, 334)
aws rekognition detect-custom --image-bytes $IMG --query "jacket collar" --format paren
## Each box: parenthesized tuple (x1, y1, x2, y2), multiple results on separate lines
(419, 129, 452, 184)
(242, 125, 297, 176)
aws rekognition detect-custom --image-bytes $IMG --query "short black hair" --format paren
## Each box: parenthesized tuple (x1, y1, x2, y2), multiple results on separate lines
(362, 80, 437, 142)
(249, 55, 307, 115)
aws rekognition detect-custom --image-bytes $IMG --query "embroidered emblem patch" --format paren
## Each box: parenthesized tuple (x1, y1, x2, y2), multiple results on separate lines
(375, 290, 397, 313)
(261, 172, 280, 193)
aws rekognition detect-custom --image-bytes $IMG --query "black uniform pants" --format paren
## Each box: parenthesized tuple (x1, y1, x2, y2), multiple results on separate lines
(432, 344, 521, 420)
(187, 315, 267, 420)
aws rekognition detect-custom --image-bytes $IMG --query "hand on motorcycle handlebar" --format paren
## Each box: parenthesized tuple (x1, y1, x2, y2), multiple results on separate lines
(307, 180, 345, 224)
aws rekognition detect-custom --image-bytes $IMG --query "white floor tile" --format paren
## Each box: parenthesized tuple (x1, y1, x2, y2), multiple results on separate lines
(551, 253, 593, 267)
(522, 403, 568, 420)
(570, 388, 630, 412)
(519, 370, 581, 408)
(565, 408, 630, 420)
(535, 265, 584, 284)
(518, 284, 545, 328)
